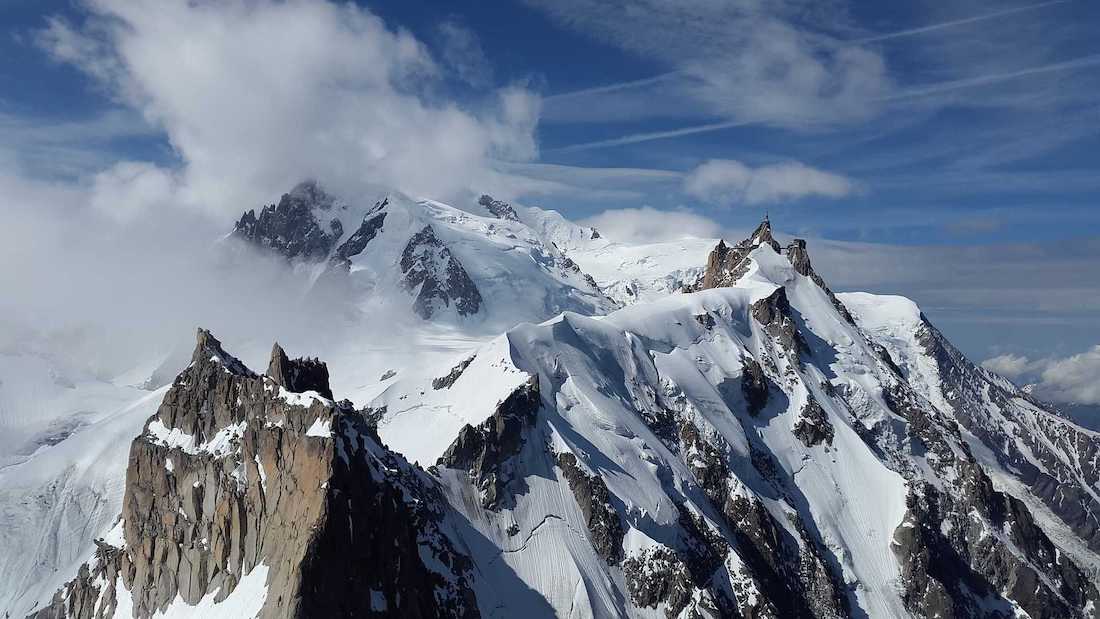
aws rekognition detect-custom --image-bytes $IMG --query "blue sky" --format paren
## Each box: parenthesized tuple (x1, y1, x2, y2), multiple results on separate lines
(1, 0, 1099, 384)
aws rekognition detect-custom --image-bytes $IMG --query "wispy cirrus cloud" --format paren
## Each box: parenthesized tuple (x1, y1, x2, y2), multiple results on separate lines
(852, 0, 1073, 44)
(531, 0, 889, 132)
(533, 0, 1097, 156)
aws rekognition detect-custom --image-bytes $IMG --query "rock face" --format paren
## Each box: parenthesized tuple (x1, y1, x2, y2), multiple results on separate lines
(266, 342, 332, 399)
(477, 194, 519, 221)
(556, 452, 624, 565)
(751, 287, 805, 357)
(792, 399, 834, 447)
(232, 180, 344, 262)
(400, 225, 483, 319)
(330, 202, 387, 268)
(34, 329, 479, 619)
(698, 219, 781, 290)
(437, 377, 540, 509)
(741, 357, 770, 416)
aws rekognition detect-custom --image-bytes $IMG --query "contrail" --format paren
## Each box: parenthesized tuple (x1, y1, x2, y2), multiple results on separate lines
(550, 53, 1100, 151)
(545, 71, 681, 101)
(884, 53, 1100, 101)
(548, 0, 1075, 102)
(549, 119, 755, 153)
(854, 0, 1072, 44)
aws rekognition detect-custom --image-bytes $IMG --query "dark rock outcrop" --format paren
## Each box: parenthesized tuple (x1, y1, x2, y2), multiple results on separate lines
(331, 202, 387, 268)
(232, 180, 344, 262)
(751, 287, 806, 357)
(433, 355, 475, 390)
(741, 357, 770, 416)
(266, 342, 332, 399)
(400, 225, 483, 319)
(557, 452, 625, 565)
(477, 194, 519, 221)
(438, 377, 541, 509)
(793, 399, 834, 447)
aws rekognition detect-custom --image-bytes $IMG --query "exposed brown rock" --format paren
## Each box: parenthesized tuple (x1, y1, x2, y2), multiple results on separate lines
(751, 287, 806, 357)
(36, 329, 480, 619)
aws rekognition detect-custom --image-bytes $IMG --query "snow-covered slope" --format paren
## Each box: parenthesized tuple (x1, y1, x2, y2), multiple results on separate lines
(842, 291, 1100, 584)
(7, 207, 1100, 619)
(365, 221, 1100, 618)
(0, 385, 165, 614)
(492, 196, 715, 306)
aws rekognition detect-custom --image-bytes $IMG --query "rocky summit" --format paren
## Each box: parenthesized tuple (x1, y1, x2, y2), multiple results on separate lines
(12, 211, 1100, 619)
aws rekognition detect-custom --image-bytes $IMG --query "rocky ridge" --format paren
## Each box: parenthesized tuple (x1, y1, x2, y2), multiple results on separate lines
(33, 329, 479, 619)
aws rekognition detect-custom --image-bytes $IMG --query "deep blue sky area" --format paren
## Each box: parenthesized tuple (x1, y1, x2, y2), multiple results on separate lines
(1, 0, 1098, 365)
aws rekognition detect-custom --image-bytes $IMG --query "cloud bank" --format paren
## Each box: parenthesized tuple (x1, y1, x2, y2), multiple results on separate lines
(579, 207, 723, 244)
(1, 0, 540, 423)
(983, 347, 1100, 405)
(38, 0, 539, 219)
(683, 159, 855, 205)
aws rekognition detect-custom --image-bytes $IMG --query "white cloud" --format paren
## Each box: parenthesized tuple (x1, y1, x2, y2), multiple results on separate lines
(979, 346, 1100, 404)
(89, 162, 179, 221)
(683, 159, 855, 205)
(37, 0, 539, 220)
(579, 207, 722, 244)
(980, 353, 1038, 379)
(1035, 346, 1100, 405)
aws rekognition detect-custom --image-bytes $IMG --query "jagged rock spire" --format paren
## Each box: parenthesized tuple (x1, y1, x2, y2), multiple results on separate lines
(267, 342, 333, 399)
(698, 216, 781, 289)
(745, 217, 781, 252)
(786, 238, 813, 276)
(191, 328, 255, 377)
(231, 180, 343, 262)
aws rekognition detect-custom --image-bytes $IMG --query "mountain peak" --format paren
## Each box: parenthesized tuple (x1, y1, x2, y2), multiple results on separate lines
(286, 179, 337, 211)
(745, 216, 780, 251)
(232, 180, 344, 262)
(191, 327, 255, 377)
(698, 216, 783, 289)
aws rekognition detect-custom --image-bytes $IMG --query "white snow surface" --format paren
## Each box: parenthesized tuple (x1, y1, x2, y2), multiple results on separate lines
(381, 243, 912, 617)
(113, 564, 269, 618)
(0, 386, 167, 615)
(322, 192, 617, 333)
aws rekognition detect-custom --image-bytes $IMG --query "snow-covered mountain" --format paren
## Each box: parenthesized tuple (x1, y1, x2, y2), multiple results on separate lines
(231, 181, 616, 330)
(5, 196, 1100, 618)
